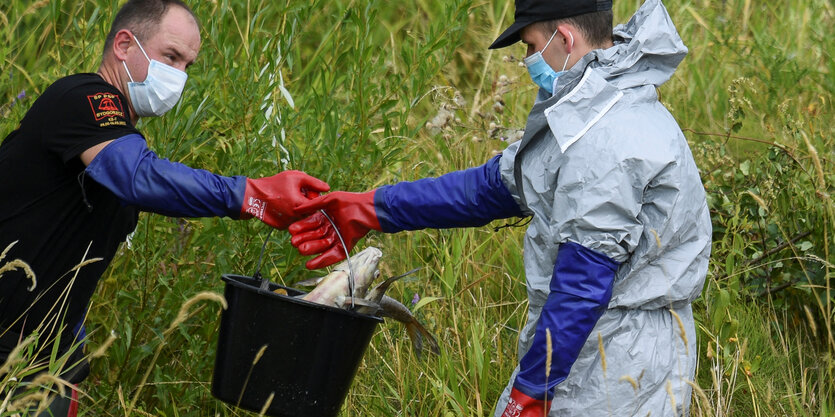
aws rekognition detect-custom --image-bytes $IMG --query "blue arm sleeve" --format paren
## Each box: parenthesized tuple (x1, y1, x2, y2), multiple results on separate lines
(373, 155, 523, 233)
(513, 241, 619, 399)
(84, 134, 246, 218)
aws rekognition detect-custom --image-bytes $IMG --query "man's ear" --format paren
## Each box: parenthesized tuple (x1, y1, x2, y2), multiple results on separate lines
(112, 29, 133, 61)
(556, 25, 575, 54)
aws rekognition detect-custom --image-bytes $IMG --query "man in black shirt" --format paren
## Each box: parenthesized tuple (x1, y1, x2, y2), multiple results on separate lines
(0, 1, 327, 414)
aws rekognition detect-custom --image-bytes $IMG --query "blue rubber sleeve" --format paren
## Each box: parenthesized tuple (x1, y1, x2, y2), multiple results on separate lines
(85, 134, 247, 218)
(373, 155, 523, 233)
(513, 241, 619, 400)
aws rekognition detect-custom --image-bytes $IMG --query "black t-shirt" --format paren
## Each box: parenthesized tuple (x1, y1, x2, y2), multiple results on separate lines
(0, 73, 140, 369)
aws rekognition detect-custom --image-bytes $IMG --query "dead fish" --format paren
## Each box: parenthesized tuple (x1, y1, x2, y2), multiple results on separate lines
(364, 268, 422, 307)
(298, 247, 438, 357)
(378, 295, 440, 357)
(334, 294, 439, 358)
(301, 247, 382, 307)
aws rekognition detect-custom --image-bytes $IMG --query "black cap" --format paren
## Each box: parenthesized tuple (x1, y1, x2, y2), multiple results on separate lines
(489, 0, 613, 49)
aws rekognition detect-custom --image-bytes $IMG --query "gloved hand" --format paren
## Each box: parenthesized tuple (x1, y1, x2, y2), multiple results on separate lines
(240, 170, 330, 229)
(502, 388, 551, 417)
(288, 190, 380, 269)
(500, 387, 551, 417)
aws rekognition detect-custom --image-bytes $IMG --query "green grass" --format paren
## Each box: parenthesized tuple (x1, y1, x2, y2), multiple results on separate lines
(2, 0, 833, 416)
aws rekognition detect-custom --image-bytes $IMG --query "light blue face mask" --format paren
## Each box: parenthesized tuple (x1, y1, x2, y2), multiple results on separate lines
(524, 30, 573, 94)
(122, 35, 188, 117)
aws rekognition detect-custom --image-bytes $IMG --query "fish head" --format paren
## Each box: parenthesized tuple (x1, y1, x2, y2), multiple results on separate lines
(335, 246, 383, 297)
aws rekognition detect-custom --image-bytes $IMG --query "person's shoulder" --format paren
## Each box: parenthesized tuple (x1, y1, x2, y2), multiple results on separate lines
(45, 74, 131, 124)
(48, 73, 120, 97)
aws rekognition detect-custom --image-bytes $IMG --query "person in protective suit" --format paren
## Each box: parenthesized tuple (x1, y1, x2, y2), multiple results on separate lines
(288, 0, 711, 415)
(0, 0, 327, 415)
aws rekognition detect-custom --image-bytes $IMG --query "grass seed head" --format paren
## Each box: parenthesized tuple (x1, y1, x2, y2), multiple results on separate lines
(685, 379, 713, 416)
(619, 375, 639, 393)
(0, 240, 18, 263)
(167, 292, 228, 333)
(29, 373, 70, 397)
(0, 259, 36, 291)
(545, 328, 553, 382)
(669, 309, 689, 356)
(665, 380, 677, 413)
(597, 332, 607, 375)
(89, 330, 119, 359)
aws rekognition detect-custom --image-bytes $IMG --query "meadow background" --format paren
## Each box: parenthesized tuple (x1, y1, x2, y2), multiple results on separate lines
(1, 0, 833, 415)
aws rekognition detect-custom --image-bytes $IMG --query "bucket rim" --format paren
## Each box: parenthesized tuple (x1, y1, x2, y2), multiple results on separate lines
(221, 273, 384, 323)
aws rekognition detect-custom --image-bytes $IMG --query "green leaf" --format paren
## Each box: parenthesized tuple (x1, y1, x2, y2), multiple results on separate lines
(739, 160, 750, 176)
(413, 296, 443, 312)
(712, 288, 731, 331)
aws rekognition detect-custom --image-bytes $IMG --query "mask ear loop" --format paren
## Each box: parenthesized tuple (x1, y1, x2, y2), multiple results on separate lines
(561, 31, 574, 72)
(132, 35, 153, 63)
(122, 61, 136, 82)
(121, 34, 151, 83)
(541, 26, 560, 53)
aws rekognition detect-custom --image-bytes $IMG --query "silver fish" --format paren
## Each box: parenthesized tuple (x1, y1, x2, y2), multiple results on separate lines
(297, 249, 438, 357)
(301, 247, 382, 307)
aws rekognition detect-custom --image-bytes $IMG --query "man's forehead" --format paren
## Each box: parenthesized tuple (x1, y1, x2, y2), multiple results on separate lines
(519, 25, 540, 43)
(153, 7, 201, 57)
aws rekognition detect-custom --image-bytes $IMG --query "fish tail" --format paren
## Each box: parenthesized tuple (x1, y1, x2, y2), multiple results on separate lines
(404, 318, 440, 358)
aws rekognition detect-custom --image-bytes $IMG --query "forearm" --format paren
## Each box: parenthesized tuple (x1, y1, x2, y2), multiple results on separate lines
(514, 241, 618, 398)
(374, 155, 523, 233)
(85, 134, 246, 218)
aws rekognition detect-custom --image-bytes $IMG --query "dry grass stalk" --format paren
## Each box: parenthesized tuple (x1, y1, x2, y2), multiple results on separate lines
(0, 259, 36, 291)
(9, 391, 48, 413)
(0, 240, 17, 263)
(597, 332, 607, 376)
(669, 309, 689, 356)
(802, 305, 818, 337)
(685, 379, 713, 417)
(745, 190, 769, 213)
(22, 0, 49, 17)
(258, 392, 275, 416)
(650, 229, 662, 248)
(68, 258, 103, 273)
(166, 292, 228, 333)
(545, 328, 552, 379)
(545, 327, 553, 411)
(665, 380, 677, 414)
(253, 344, 268, 366)
(0, 334, 37, 377)
(28, 373, 71, 397)
(130, 291, 228, 413)
(89, 330, 119, 359)
(802, 131, 825, 190)
(619, 375, 639, 393)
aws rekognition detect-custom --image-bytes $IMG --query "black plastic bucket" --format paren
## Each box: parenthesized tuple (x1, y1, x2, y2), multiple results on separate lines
(211, 274, 382, 416)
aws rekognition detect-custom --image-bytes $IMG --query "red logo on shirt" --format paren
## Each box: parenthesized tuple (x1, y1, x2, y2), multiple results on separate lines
(87, 92, 125, 121)
(98, 97, 120, 111)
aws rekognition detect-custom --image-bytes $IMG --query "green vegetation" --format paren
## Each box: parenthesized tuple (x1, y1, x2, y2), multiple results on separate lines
(2, 0, 833, 415)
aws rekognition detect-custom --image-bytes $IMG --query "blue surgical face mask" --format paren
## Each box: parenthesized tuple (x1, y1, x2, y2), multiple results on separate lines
(524, 30, 573, 94)
(122, 35, 188, 117)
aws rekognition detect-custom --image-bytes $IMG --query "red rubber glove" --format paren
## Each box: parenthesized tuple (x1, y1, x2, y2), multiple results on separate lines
(500, 387, 551, 417)
(240, 170, 330, 229)
(288, 190, 381, 269)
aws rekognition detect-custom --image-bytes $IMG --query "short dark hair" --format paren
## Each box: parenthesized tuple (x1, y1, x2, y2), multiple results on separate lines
(538, 10, 613, 48)
(103, 0, 199, 55)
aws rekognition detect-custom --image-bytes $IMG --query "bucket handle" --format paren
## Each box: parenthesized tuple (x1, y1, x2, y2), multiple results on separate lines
(251, 210, 355, 307)
(318, 210, 355, 308)
(254, 228, 274, 292)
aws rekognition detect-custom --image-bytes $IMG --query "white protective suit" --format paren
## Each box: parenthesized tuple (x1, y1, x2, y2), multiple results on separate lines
(493, 0, 712, 415)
